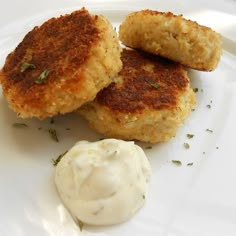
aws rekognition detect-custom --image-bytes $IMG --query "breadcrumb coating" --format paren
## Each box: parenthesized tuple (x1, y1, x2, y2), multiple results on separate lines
(78, 49, 196, 143)
(0, 8, 122, 119)
(119, 10, 221, 71)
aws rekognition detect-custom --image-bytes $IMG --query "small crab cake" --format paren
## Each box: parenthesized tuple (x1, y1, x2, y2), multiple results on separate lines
(119, 10, 221, 71)
(0, 8, 122, 119)
(78, 49, 196, 143)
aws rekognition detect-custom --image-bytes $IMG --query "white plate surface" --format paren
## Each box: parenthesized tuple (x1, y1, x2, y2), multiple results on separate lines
(0, 1, 236, 235)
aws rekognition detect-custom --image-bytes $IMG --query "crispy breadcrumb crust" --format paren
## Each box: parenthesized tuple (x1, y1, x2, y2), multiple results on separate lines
(78, 49, 196, 143)
(119, 10, 221, 71)
(0, 8, 122, 119)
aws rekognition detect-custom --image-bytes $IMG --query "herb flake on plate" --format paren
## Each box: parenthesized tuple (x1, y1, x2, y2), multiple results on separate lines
(172, 160, 182, 166)
(12, 123, 28, 128)
(184, 143, 190, 149)
(186, 134, 194, 139)
(206, 128, 213, 133)
(78, 219, 84, 232)
(52, 150, 68, 166)
(48, 128, 59, 142)
(50, 118, 55, 124)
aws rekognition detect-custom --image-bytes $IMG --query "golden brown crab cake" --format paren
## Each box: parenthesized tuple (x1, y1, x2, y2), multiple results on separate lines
(119, 10, 221, 71)
(0, 8, 122, 119)
(78, 49, 196, 143)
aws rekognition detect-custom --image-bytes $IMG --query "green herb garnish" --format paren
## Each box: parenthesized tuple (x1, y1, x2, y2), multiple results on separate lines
(35, 69, 50, 84)
(145, 79, 161, 89)
(93, 206, 105, 216)
(12, 123, 28, 128)
(184, 143, 190, 149)
(48, 128, 59, 142)
(187, 162, 193, 166)
(149, 82, 161, 89)
(187, 134, 194, 139)
(172, 160, 182, 166)
(52, 150, 68, 166)
(50, 118, 54, 124)
(20, 63, 36, 72)
(206, 129, 213, 133)
(206, 104, 211, 109)
(142, 194, 146, 200)
(78, 219, 84, 232)
(193, 88, 198, 93)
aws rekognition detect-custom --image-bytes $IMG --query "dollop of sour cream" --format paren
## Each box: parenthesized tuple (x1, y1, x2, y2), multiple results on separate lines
(55, 139, 151, 226)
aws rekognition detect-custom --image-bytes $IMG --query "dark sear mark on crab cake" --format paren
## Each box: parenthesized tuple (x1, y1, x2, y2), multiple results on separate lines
(0, 8, 122, 120)
(78, 49, 196, 143)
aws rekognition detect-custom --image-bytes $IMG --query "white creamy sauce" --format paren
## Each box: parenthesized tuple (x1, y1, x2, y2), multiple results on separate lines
(55, 139, 151, 226)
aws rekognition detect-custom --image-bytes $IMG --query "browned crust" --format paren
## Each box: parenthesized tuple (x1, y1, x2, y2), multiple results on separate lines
(1, 8, 100, 91)
(0, 8, 104, 119)
(96, 49, 189, 113)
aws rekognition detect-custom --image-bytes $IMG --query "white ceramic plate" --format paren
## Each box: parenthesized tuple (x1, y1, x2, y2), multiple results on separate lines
(1, 1, 236, 235)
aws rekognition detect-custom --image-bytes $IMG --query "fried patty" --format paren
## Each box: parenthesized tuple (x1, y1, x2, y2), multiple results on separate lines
(119, 10, 221, 71)
(78, 49, 196, 143)
(0, 8, 122, 119)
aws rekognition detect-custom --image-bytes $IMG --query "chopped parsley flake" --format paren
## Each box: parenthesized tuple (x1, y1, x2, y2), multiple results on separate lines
(187, 134, 194, 139)
(50, 118, 55, 124)
(20, 63, 36, 72)
(206, 104, 211, 109)
(172, 160, 182, 166)
(12, 123, 28, 128)
(193, 88, 198, 93)
(187, 162, 193, 166)
(35, 69, 50, 84)
(145, 79, 161, 89)
(52, 150, 68, 166)
(48, 128, 59, 142)
(78, 219, 84, 232)
(206, 129, 213, 133)
(184, 143, 190, 149)
(93, 206, 105, 216)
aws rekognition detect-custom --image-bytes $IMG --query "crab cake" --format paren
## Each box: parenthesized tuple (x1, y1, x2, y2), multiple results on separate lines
(119, 10, 221, 71)
(0, 8, 122, 119)
(78, 49, 196, 143)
